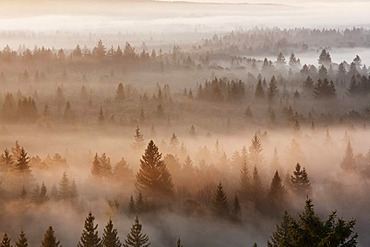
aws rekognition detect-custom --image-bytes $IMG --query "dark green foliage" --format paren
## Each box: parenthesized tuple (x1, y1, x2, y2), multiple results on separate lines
(290, 163, 311, 195)
(15, 231, 28, 247)
(41, 226, 61, 247)
(136, 140, 173, 200)
(1, 233, 11, 247)
(123, 217, 150, 247)
(268, 199, 358, 247)
(212, 182, 229, 218)
(102, 219, 122, 247)
(78, 212, 101, 247)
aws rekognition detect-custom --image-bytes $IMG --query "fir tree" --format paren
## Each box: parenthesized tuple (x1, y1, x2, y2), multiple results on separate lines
(248, 134, 264, 168)
(132, 127, 145, 151)
(290, 163, 311, 196)
(58, 172, 70, 200)
(212, 182, 229, 218)
(91, 153, 102, 177)
(268, 171, 285, 211)
(128, 196, 136, 215)
(15, 231, 28, 247)
(136, 140, 174, 200)
(231, 195, 241, 222)
(1, 233, 11, 247)
(254, 79, 265, 99)
(102, 219, 122, 247)
(340, 141, 356, 171)
(41, 226, 61, 247)
(123, 217, 150, 247)
(267, 76, 278, 104)
(77, 212, 101, 247)
(176, 239, 183, 247)
(239, 161, 250, 201)
(267, 211, 294, 247)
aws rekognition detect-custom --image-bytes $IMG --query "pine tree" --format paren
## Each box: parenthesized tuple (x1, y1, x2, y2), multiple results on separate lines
(267, 211, 294, 247)
(254, 79, 265, 99)
(176, 239, 183, 247)
(136, 140, 174, 200)
(39, 182, 49, 203)
(290, 163, 311, 196)
(212, 182, 229, 218)
(132, 126, 145, 151)
(136, 192, 146, 214)
(248, 134, 264, 168)
(128, 196, 136, 215)
(102, 219, 122, 247)
(41, 226, 61, 247)
(15, 231, 28, 247)
(14, 147, 33, 185)
(340, 141, 356, 171)
(123, 217, 150, 247)
(91, 153, 102, 177)
(239, 161, 250, 201)
(78, 212, 101, 247)
(0, 148, 13, 172)
(1, 233, 11, 247)
(251, 166, 263, 207)
(267, 76, 278, 104)
(268, 171, 285, 211)
(100, 153, 112, 178)
(58, 172, 70, 200)
(98, 107, 105, 124)
(115, 83, 125, 102)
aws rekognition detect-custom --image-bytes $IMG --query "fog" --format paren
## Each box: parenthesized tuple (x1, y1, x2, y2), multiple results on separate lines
(0, 0, 368, 247)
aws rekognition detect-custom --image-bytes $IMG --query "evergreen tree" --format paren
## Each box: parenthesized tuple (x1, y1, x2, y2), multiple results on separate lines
(268, 171, 285, 211)
(248, 134, 264, 168)
(1, 233, 11, 247)
(58, 172, 70, 200)
(231, 195, 241, 222)
(239, 161, 250, 201)
(41, 226, 61, 247)
(251, 166, 263, 207)
(14, 147, 33, 184)
(254, 79, 265, 99)
(128, 196, 136, 215)
(98, 107, 105, 124)
(267, 211, 294, 247)
(290, 163, 311, 195)
(15, 231, 28, 247)
(123, 217, 150, 247)
(212, 182, 229, 218)
(63, 101, 74, 123)
(102, 219, 122, 247)
(115, 83, 125, 102)
(132, 127, 145, 151)
(91, 153, 102, 177)
(340, 141, 356, 171)
(176, 239, 183, 247)
(267, 76, 278, 104)
(78, 212, 101, 247)
(136, 140, 174, 200)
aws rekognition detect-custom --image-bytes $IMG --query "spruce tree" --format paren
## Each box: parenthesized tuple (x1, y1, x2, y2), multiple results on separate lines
(41, 226, 61, 247)
(132, 127, 145, 151)
(268, 171, 285, 211)
(212, 182, 229, 218)
(290, 163, 311, 195)
(102, 219, 122, 247)
(128, 196, 136, 215)
(15, 231, 28, 247)
(254, 79, 265, 99)
(91, 153, 102, 177)
(176, 239, 183, 247)
(267, 211, 294, 247)
(239, 161, 250, 201)
(1, 233, 11, 247)
(248, 134, 264, 169)
(340, 141, 356, 171)
(78, 212, 101, 247)
(123, 217, 150, 247)
(14, 147, 33, 184)
(59, 172, 70, 200)
(136, 140, 173, 200)
(231, 195, 241, 222)
(267, 76, 278, 104)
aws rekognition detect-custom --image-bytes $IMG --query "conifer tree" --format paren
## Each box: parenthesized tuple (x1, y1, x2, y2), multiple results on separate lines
(14, 147, 33, 185)
(78, 212, 101, 247)
(267, 211, 294, 247)
(132, 127, 145, 151)
(268, 171, 285, 211)
(290, 163, 311, 195)
(212, 182, 229, 218)
(340, 141, 356, 171)
(239, 161, 250, 201)
(248, 134, 264, 168)
(15, 231, 28, 247)
(128, 196, 136, 215)
(254, 79, 265, 99)
(1, 233, 11, 247)
(102, 219, 122, 247)
(136, 140, 173, 200)
(231, 195, 241, 222)
(58, 172, 70, 200)
(91, 153, 102, 177)
(176, 239, 183, 247)
(41, 226, 61, 247)
(123, 217, 150, 247)
(136, 192, 146, 214)
(115, 83, 125, 102)
(267, 76, 278, 104)
(251, 166, 263, 207)
(98, 107, 105, 124)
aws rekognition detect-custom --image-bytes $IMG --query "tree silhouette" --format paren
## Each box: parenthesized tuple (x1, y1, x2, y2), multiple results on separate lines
(41, 226, 61, 247)
(102, 219, 122, 247)
(78, 212, 101, 247)
(15, 231, 28, 247)
(123, 217, 150, 247)
(212, 182, 229, 218)
(1, 233, 11, 247)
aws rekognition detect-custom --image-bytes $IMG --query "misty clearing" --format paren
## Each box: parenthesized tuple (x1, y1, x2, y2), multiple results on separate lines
(0, 0, 370, 247)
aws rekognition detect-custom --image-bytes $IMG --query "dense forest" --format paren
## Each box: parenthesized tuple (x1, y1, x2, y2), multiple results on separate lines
(0, 0, 370, 246)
